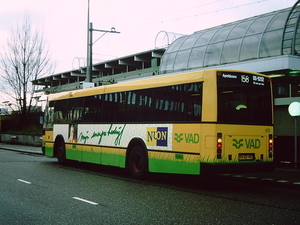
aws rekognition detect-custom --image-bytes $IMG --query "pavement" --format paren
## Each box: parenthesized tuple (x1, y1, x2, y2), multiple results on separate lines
(0, 142, 299, 189)
(0, 142, 43, 155)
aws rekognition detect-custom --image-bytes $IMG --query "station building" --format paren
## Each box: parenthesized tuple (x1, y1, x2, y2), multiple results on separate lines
(33, 1, 300, 164)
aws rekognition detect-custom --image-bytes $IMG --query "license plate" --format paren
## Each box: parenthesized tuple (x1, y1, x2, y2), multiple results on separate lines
(239, 153, 255, 161)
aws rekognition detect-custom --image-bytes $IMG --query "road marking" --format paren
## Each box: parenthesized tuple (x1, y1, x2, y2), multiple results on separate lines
(246, 177, 258, 179)
(72, 197, 98, 205)
(17, 179, 31, 184)
(276, 180, 289, 183)
(261, 178, 273, 181)
(293, 182, 300, 185)
(233, 175, 244, 178)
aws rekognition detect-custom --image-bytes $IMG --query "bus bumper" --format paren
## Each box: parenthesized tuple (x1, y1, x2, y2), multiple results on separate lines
(200, 162, 274, 175)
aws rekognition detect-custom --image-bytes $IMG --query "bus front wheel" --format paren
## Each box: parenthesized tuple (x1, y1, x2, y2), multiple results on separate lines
(128, 145, 148, 179)
(56, 140, 66, 163)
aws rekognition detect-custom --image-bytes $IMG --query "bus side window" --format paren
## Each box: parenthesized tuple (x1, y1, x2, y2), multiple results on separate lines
(153, 84, 189, 122)
(103, 92, 126, 123)
(54, 99, 68, 122)
(135, 89, 153, 122)
(126, 91, 137, 122)
(113, 92, 126, 122)
(185, 83, 202, 121)
(45, 101, 54, 128)
(83, 95, 103, 122)
(170, 85, 185, 121)
(67, 98, 84, 122)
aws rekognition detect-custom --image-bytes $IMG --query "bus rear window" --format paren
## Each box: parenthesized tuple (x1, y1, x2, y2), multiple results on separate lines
(217, 71, 272, 125)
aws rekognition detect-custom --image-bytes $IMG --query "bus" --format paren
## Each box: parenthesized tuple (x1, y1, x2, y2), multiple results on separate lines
(42, 69, 274, 178)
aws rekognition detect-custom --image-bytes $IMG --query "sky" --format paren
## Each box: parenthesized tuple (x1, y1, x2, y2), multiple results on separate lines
(0, 0, 297, 75)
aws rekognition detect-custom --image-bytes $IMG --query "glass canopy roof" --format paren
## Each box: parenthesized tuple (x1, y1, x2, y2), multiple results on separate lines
(160, 2, 300, 74)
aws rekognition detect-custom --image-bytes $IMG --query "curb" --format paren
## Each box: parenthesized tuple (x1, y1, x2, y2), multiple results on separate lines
(0, 146, 43, 155)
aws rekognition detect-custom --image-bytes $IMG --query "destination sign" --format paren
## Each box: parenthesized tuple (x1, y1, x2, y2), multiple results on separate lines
(218, 71, 269, 87)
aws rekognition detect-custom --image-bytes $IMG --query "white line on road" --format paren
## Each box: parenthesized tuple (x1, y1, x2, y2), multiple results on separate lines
(246, 177, 258, 179)
(72, 197, 98, 205)
(261, 178, 273, 181)
(233, 175, 244, 178)
(17, 179, 31, 184)
(276, 180, 289, 183)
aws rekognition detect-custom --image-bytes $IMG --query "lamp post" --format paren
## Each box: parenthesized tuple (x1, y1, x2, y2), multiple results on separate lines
(86, 0, 90, 82)
(288, 102, 300, 169)
(86, 23, 120, 83)
(86, 1, 120, 83)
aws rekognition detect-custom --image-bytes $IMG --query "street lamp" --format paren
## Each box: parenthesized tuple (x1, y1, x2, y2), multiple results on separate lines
(86, 23, 120, 83)
(86, 1, 120, 84)
(288, 102, 300, 169)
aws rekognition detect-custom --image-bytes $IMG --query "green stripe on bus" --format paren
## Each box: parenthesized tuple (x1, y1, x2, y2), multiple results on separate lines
(149, 158, 200, 175)
(66, 149, 126, 168)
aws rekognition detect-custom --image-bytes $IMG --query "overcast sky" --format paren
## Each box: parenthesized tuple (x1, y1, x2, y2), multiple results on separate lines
(0, 0, 297, 75)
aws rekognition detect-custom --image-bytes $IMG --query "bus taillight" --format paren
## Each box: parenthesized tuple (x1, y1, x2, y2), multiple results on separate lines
(217, 133, 222, 159)
(268, 134, 273, 158)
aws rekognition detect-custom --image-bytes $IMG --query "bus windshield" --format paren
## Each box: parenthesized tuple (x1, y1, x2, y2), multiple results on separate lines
(217, 71, 272, 125)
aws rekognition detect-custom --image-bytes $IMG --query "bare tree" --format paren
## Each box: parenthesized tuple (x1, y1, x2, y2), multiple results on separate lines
(0, 14, 54, 122)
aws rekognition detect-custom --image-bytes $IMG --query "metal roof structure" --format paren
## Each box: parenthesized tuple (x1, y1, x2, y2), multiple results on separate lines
(32, 48, 165, 93)
(159, 3, 300, 75)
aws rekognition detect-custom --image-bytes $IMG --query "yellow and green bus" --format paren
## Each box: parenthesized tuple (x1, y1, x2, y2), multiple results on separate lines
(42, 69, 274, 178)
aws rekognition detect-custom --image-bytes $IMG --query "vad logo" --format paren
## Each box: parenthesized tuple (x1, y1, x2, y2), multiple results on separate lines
(147, 127, 168, 147)
(174, 133, 199, 144)
(232, 139, 261, 149)
(174, 133, 183, 143)
(232, 139, 244, 149)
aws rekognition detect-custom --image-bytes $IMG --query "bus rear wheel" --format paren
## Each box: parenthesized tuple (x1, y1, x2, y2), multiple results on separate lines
(128, 145, 148, 179)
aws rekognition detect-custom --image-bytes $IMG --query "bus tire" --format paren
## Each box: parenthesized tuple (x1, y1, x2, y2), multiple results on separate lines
(55, 139, 66, 164)
(128, 145, 148, 179)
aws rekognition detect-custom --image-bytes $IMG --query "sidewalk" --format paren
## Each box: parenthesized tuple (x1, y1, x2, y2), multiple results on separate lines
(0, 142, 43, 155)
(0, 142, 299, 189)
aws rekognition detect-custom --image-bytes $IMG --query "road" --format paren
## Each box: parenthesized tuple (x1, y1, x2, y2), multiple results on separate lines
(1, 149, 300, 224)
